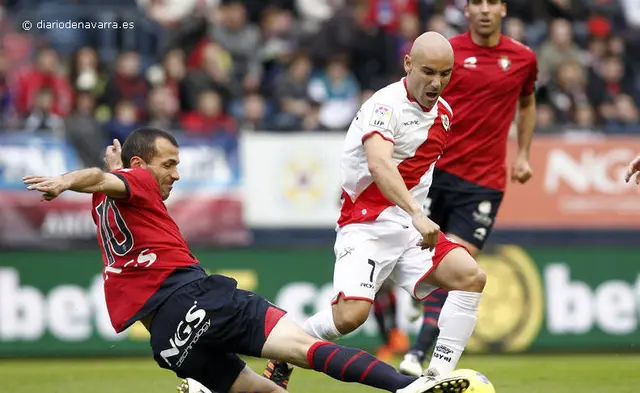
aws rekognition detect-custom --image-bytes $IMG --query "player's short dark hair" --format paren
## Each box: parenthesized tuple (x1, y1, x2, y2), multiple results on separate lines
(121, 127, 179, 168)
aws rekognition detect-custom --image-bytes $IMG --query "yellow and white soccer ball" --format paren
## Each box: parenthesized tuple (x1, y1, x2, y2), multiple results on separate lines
(447, 369, 496, 393)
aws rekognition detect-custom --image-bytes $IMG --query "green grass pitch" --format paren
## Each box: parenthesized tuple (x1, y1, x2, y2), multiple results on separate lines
(2, 354, 638, 393)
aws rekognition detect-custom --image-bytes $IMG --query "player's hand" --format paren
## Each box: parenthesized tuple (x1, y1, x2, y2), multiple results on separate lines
(104, 139, 123, 171)
(511, 156, 533, 184)
(411, 213, 440, 251)
(625, 155, 640, 185)
(23, 175, 70, 201)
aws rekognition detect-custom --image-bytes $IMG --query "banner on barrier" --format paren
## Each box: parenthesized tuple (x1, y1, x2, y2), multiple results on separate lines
(1, 246, 639, 356)
(498, 136, 640, 228)
(0, 133, 248, 248)
(242, 133, 640, 229)
(241, 132, 344, 228)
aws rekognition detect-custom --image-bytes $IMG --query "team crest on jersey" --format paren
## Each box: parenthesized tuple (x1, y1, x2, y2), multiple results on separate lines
(499, 56, 511, 71)
(441, 114, 451, 131)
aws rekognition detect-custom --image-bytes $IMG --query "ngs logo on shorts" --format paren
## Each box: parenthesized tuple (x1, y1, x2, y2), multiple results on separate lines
(160, 301, 211, 368)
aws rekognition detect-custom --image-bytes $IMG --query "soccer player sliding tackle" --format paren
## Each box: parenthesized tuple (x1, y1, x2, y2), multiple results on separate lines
(260, 31, 486, 392)
(24, 128, 470, 393)
(399, 0, 538, 376)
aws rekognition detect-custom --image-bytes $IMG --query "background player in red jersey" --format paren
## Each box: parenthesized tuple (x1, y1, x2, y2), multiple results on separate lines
(23, 128, 471, 393)
(399, 0, 538, 376)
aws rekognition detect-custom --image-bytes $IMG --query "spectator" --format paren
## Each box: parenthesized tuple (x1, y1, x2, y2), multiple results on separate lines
(536, 103, 558, 134)
(504, 17, 527, 43)
(69, 46, 106, 96)
(588, 55, 635, 109)
(180, 42, 237, 112)
(23, 87, 65, 136)
(295, 0, 344, 33)
(396, 12, 420, 61)
(258, 6, 300, 84)
(137, 0, 216, 28)
(146, 87, 180, 130)
(364, 0, 419, 34)
(607, 34, 636, 85)
(150, 49, 188, 112)
(547, 60, 590, 123)
(236, 93, 272, 131)
(181, 89, 237, 135)
(562, 103, 600, 134)
(13, 47, 73, 117)
(101, 51, 149, 114)
(103, 100, 140, 142)
(301, 100, 325, 131)
(573, 103, 598, 131)
(308, 54, 360, 130)
(65, 91, 105, 167)
(0, 51, 16, 129)
(537, 18, 584, 84)
(585, 35, 607, 69)
(425, 13, 458, 39)
(209, 0, 262, 92)
(604, 94, 640, 134)
(272, 52, 313, 131)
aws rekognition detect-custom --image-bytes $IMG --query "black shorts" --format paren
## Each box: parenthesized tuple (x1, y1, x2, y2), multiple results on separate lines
(427, 168, 504, 250)
(149, 274, 286, 393)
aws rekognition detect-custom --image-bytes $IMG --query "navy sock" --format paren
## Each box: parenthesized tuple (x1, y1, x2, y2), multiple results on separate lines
(386, 290, 398, 330)
(373, 303, 389, 343)
(410, 289, 448, 362)
(308, 342, 418, 392)
(374, 290, 397, 343)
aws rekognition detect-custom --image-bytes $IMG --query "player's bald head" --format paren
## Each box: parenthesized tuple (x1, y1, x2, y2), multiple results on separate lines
(404, 32, 454, 109)
(408, 32, 454, 64)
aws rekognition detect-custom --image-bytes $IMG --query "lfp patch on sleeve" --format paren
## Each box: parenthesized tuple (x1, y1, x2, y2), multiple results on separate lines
(370, 104, 393, 128)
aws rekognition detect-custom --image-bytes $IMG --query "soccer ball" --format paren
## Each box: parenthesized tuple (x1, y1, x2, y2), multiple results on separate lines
(447, 369, 495, 393)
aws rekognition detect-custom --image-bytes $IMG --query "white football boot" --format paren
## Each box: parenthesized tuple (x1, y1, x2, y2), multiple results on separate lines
(396, 368, 471, 393)
(177, 378, 212, 393)
(398, 352, 424, 377)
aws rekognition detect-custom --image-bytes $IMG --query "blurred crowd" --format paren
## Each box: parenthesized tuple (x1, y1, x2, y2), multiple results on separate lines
(0, 0, 639, 166)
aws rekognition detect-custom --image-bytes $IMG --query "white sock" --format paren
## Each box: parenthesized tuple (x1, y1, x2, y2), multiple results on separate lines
(302, 308, 342, 341)
(427, 290, 481, 376)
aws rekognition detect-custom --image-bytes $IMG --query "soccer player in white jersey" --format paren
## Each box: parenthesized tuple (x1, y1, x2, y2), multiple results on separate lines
(260, 32, 486, 392)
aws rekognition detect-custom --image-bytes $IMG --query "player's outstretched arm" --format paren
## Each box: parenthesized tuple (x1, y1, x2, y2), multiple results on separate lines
(24, 168, 128, 201)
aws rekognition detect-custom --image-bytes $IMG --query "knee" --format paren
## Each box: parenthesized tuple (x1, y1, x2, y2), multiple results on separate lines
(456, 265, 486, 293)
(332, 302, 370, 334)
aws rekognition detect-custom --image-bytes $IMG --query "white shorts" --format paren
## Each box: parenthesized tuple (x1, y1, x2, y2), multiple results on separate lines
(332, 221, 465, 303)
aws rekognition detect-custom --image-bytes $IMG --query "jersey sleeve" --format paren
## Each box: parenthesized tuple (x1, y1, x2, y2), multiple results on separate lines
(521, 52, 538, 96)
(111, 168, 158, 204)
(359, 99, 401, 145)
